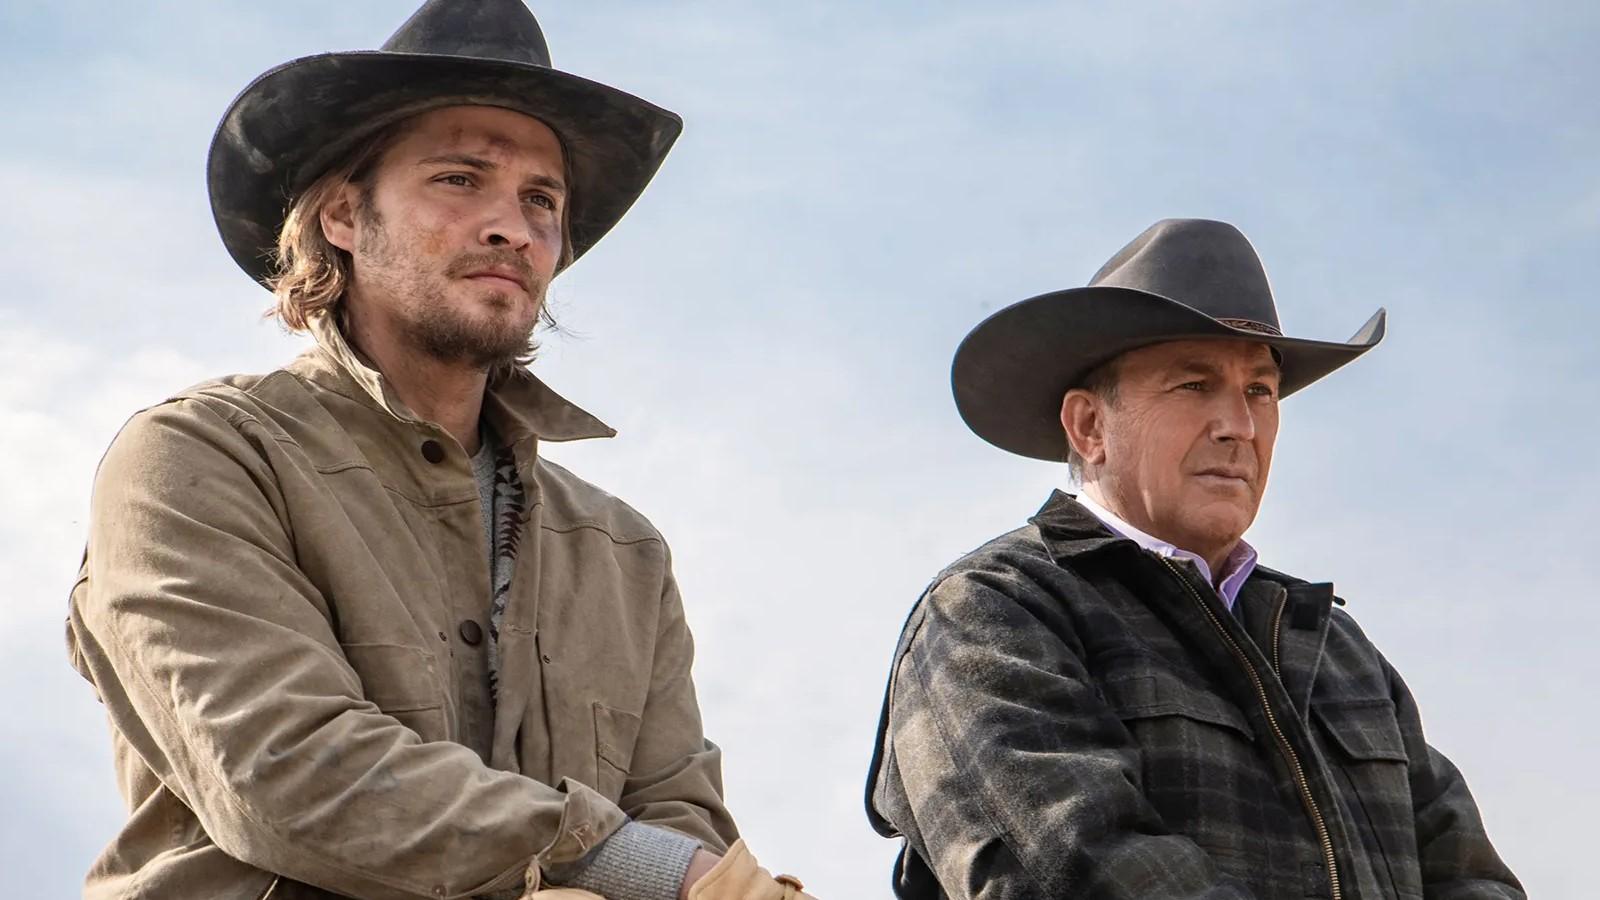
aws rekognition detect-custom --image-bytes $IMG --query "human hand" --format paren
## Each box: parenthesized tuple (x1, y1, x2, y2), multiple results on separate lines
(678, 849, 721, 900)
(685, 840, 815, 900)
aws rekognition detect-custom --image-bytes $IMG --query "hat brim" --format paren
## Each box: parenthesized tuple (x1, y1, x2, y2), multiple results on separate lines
(208, 50, 683, 286)
(952, 286, 1386, 461)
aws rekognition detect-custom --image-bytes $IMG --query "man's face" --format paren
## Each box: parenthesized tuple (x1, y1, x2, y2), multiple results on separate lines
(326, 104, 568, 369)
(1067, 339, 1282, 562)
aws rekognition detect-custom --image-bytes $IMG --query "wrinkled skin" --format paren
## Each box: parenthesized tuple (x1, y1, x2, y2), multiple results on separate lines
(1061, 338, 1281, 574)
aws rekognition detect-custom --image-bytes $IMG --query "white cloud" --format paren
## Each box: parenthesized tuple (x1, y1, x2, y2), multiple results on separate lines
(0, 313, 215, 891)
(4, 0, 1597, 895)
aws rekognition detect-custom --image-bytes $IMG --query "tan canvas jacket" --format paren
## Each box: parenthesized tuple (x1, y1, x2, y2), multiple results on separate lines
(67, 319, 738, 899)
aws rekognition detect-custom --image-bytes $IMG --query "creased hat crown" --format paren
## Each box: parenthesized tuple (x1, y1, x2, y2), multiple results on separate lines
(1091, 218, 1283, 335)
(382, 0, 552, 66)
(208, 0, 683, 285)
(949, 216, 1386, 461)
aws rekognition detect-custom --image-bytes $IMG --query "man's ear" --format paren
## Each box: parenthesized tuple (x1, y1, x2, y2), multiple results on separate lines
(1060, 389, 1107, 466)
(320, 183, 361, 254)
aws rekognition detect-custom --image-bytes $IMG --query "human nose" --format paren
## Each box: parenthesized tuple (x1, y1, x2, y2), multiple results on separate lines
(1211, 390, 1257, 443)
(477, 193, 533, 251)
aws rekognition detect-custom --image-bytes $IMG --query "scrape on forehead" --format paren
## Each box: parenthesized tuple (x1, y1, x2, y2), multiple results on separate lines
(441, 128, 530, 153)
(410, 104, 560, 143)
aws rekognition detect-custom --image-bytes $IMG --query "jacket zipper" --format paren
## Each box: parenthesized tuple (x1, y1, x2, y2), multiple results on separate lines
(1160, 558, 1342, 900)
(1270, 592, 1288, 675)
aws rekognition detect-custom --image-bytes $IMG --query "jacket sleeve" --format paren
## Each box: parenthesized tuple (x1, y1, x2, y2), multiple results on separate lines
(612, 554, 739, 851)
(885, 569, 1257, 899)
(68, 399, 627, 899)
(1385, 661, 1524, 900)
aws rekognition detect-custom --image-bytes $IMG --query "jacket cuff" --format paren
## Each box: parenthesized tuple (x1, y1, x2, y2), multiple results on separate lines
(545, 821, 700, 900)
(524, 778, 630, 889)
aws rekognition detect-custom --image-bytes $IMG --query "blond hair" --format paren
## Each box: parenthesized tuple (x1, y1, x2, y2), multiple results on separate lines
(266, 121, 403, 330)
(266, 113, 574, 370)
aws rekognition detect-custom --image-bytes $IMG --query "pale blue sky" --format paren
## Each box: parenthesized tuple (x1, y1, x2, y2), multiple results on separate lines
(2, 1, 1596, 896)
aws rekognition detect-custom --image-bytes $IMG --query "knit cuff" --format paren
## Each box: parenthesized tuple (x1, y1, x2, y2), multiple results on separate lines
(545, 820, 700, 900)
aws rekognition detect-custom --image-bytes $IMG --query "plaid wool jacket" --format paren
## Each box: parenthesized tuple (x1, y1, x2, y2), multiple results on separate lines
(866, 492, 1522, 900)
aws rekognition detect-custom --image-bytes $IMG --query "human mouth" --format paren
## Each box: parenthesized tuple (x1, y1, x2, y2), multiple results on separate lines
(463, 269, 528, 294)
(1194, 468, 1252, 488)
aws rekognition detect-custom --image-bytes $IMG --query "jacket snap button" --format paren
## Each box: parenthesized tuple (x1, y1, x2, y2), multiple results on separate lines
(458, 620, 484, 646)
(420, 439, 446, 464)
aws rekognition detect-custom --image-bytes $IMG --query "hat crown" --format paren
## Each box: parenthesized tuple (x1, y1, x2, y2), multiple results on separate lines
(1090, 218, 1282, 334)
(381, 0, 552, 67)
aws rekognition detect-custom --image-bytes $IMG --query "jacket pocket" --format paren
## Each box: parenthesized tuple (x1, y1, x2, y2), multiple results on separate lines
(341, 643, 447, 742)
(593, 702, 643, 802)
(1313, 698, 1422, 899)
(1102, 666, 1263, 863)
(1315, 698, 1408, 762)
(1102, 669, 1254, 738)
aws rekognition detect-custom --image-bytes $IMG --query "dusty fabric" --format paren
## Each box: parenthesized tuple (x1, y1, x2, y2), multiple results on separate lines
(66, 315, 737, 899)
(469, 435, 699, 900)
(866, 491, 1522, 900)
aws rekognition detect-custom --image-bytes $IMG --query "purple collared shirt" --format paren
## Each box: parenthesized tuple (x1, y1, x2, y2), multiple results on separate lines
(1074, 492, 1259, 610)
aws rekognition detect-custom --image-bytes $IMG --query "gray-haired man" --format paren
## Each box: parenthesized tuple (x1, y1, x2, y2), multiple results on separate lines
(867, 219, 1521, 899)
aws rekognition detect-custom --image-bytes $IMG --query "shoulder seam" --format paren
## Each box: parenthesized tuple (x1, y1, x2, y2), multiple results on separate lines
(539, 520, 662, 546)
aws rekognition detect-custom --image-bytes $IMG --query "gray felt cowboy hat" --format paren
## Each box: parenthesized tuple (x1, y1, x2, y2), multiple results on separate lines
(952, 218, 1387, 462)
(207, 0, 682, 287)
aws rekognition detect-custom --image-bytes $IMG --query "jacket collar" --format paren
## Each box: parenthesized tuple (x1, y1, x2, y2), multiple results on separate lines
(300, 313, 616, 447)
(1028, 490, 1130, 562)
(1031, 490, 1345, 605)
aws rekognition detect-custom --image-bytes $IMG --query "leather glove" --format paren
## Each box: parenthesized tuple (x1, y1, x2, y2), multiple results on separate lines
(687, 839, 815, 900)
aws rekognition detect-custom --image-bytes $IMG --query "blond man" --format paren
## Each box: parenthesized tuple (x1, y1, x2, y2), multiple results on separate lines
(67, 2, 810, 898)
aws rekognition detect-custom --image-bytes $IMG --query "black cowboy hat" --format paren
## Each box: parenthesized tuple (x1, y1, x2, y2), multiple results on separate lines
(207, 0, 682, 287)
(952, 218, 1387, 462)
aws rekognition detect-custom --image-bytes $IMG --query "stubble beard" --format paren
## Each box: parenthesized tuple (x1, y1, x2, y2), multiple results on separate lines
(399, 278, 545, 371)
(357, 205, 546, 372)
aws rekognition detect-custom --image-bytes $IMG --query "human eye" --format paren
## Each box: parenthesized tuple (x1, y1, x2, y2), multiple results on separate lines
(435, 173, 474, 187)
(1176, 380, 1206, 392)
(523, 192, 556, 211)
(1247, 382, 1278, 399)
